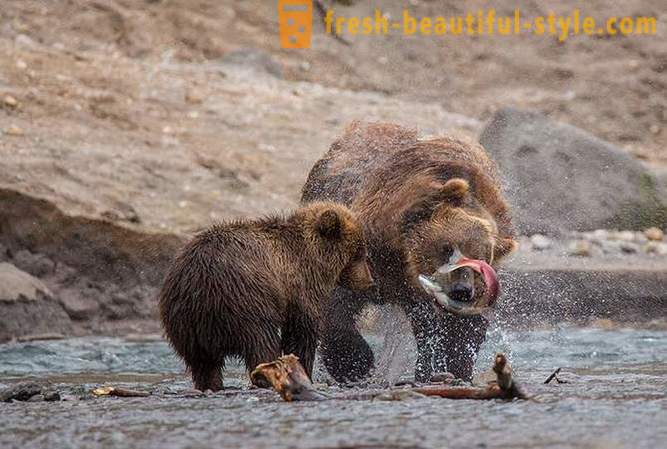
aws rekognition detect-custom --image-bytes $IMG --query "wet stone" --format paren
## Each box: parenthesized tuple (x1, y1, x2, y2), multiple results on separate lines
(644, 227, 664, 242)
(530, 234, 552, 251)
(644, 242, 667, 256)
(43, 391, 61, 402)
(568, 240, 592, 257)
(0, 382, 42, 402)
(619, 241, 640, 254)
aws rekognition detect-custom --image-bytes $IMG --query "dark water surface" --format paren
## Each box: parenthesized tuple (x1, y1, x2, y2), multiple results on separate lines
(1, 327, 666, 449)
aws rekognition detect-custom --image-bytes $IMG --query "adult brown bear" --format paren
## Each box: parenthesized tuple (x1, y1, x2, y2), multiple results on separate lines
(301, 122, 516, 382)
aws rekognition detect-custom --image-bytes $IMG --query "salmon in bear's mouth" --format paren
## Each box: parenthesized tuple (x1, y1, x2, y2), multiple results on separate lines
(417, 250, 499, 316)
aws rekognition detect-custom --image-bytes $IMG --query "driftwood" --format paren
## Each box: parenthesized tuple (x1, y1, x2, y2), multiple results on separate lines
(92, 386, 150, 398)
(252, 353, 527, 402)
(251, 355, 330, 401)
(544, 367, 568, 384)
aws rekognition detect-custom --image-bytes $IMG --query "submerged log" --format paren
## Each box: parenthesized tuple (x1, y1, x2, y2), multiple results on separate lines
(413, 354, 527, 400)
(252, 353, 527, 402)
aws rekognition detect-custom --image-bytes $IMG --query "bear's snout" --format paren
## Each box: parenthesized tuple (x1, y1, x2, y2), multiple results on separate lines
(448, 282, 475, 303)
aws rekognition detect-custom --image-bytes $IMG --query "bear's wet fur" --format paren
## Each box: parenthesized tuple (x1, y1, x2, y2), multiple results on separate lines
(158, 202, 373, 391)
(302, 122, 516, 382)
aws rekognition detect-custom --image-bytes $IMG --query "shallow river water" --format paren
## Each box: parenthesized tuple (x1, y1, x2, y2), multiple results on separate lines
(1, 327, 666, 449)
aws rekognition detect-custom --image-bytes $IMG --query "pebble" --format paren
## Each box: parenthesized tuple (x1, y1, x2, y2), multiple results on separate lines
(616, 230, 636, 242)
(619, 241, 639, 254)
(600, 240, 621, 254)
(3, 95, 18, 108)
(4, 125, 24, 136)
(530, 234, 552, 251)
(568, 240, 592, 257)
(592, 229, 609, 240)
(644, 242, 667, 256)
(644, 227, 664, 242)
(185, 89, 204, 104)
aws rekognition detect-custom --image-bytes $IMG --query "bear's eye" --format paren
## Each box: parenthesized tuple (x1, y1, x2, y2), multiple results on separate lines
(440, 245, 453, 262)
(354, 245, 367, 261)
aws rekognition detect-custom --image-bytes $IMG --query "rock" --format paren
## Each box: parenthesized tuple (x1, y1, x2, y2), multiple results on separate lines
(0, 382, 42, 402)
(0, 262, 72, 342)
(530, 234, 552, 250)
(644, 227, 664, 241)
(59, 290, 101, 321)
(568, 240, 592, 257)
(0, 262, 50, 301)
(589, 318, 616, 330)
(616, 230, 636, 242)
(43, 390, 61, 402)
(480, 108, 666, 235)
(592, 229, 609, 241)
(14, 34, 37, 49)
(221, 49, 283, 78)
(644, 242, 667, 256)
(12, 249, 55, 278)
(619, 241, 639, 254)
(4, 124, 24, 136)
(184, 88, 204, 104)
(0, 383, 60, 402)
(600, 240, 621, 254)
(3, 95, 18, 108)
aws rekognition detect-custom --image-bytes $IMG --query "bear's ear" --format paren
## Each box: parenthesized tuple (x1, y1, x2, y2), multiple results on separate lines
(316, 209, 342, 239)
(401, 179, 469, 232)
(441, 178, 469, 205)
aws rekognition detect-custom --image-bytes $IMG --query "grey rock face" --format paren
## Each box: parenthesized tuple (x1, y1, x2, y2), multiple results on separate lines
(220, 49, 283, 78)
(480, 108, 666, 235)
(0, 262, 51, 302)
(0, 263, 72, 342)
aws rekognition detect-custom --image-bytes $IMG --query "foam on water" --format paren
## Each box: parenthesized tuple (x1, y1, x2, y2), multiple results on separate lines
(1, 328, 666, 449)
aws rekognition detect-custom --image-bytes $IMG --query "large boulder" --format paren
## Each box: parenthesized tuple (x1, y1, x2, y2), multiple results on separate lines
(480, 108, 666, 235)
(0, 262, 72, 342)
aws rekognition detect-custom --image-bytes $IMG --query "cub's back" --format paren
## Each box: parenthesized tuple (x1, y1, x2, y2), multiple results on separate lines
(159, 223, 296, 321)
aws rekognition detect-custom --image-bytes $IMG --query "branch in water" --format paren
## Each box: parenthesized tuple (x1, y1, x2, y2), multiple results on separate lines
(252, 353, 528, 402)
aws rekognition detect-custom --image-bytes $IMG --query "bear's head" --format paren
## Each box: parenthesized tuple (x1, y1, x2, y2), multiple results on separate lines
(303, 202, 375, 292)
(400, 178, 516, 314)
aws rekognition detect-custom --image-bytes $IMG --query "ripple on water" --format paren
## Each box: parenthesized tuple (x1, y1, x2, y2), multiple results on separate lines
(1, 328, 666, 449)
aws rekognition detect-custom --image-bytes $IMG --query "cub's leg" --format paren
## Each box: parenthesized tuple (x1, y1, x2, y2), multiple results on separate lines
(244, 327, 282, 387)
(191, 360, 224, 392)
(281, 313, 318, 379)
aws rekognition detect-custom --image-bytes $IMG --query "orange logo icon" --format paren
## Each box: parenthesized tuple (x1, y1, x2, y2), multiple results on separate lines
(278, 0, 313, 49)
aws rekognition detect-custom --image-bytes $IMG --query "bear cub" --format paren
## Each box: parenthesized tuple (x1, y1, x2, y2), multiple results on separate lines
(159, 202, 374, 391)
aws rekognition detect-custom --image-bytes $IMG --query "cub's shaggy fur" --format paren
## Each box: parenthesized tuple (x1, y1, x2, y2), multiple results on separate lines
(159, 202, 373, 391)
